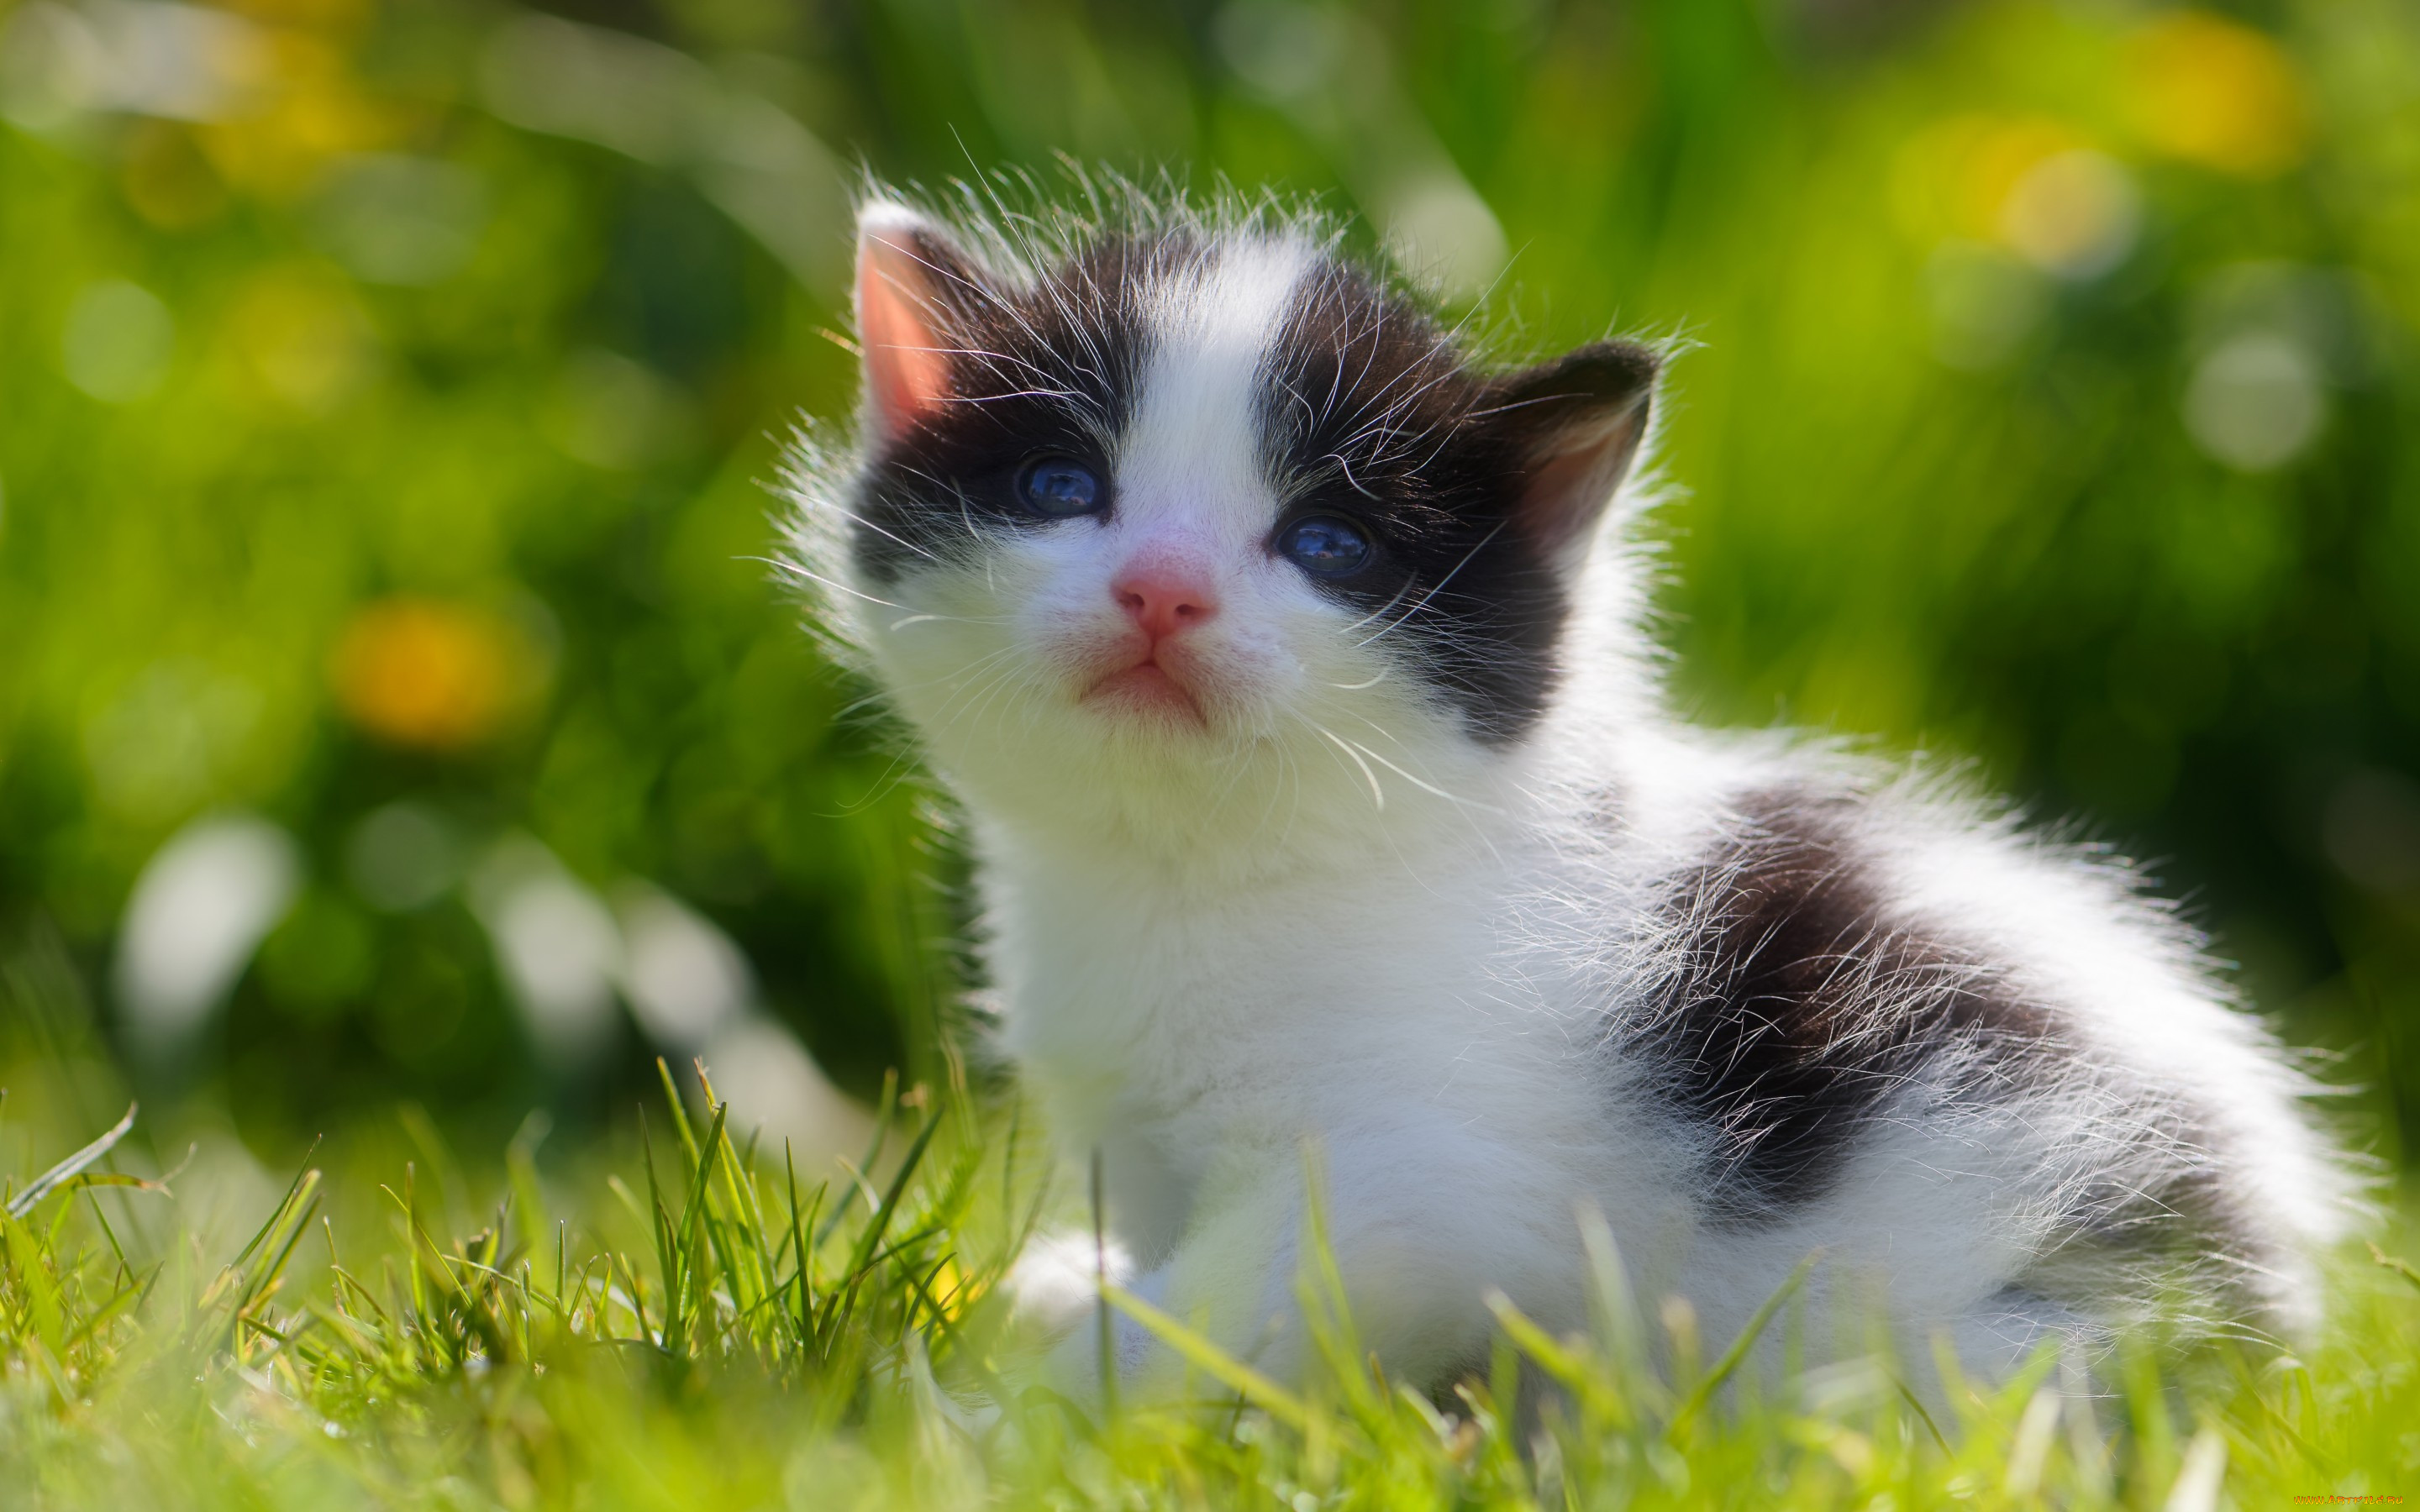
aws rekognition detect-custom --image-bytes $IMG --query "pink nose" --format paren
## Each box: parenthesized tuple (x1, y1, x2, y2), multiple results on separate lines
(1113, 566, 1218, 642)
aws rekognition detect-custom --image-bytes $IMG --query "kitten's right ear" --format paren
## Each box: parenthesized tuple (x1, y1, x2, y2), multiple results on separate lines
(855, 204, 983, 444)
(1486, 339, 1660, 570)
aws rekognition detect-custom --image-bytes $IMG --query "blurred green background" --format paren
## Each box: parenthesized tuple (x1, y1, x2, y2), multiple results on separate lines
(2, 0, 2415, 1177)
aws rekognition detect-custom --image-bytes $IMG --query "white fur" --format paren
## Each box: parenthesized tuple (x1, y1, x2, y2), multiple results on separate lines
(786, 199, 2354, 1399)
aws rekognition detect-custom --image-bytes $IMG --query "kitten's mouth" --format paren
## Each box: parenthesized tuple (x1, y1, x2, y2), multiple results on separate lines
(1083, 656, 1207, 727)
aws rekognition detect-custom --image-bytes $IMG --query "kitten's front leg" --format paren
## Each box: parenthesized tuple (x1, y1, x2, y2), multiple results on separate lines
(1050, 1130, 1549, 1402)
(1039, 1166, 1297, 1403)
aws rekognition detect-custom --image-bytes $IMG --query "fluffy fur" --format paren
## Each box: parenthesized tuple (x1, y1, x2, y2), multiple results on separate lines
(782, 184, 2350, 1398)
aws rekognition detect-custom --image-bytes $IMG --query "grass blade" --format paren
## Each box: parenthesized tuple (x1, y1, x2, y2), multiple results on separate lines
(8, 1104, 138, 1220)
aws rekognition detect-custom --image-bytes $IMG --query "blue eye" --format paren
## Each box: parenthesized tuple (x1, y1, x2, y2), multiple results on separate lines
(1018, 456, 1104, 518)
(1277, 516, 1373, 578)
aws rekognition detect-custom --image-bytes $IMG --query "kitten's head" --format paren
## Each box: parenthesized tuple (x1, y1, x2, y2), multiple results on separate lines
(793, 195, 1657, 863)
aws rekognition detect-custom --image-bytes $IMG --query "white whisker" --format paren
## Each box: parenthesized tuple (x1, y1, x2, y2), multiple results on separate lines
(1313, 724, 1386, 811)
(1339, 735, 1502, 815)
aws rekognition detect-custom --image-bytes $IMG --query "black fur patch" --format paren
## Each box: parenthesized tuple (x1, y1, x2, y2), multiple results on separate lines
(1260, 261, 1655, 744)
(850, 233, 1165, 585)
(1635, 789, 2062, 1221)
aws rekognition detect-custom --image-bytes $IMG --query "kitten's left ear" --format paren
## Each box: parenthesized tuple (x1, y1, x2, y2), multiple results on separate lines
(1486, 339, 1660, 567)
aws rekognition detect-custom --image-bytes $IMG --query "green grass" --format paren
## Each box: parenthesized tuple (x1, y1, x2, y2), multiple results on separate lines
(4, 1068, 2417, 1510)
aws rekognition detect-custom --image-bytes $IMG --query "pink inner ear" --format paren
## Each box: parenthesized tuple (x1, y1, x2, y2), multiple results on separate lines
(857, 232, 954, 443)
(1523, 406, 1648, 556)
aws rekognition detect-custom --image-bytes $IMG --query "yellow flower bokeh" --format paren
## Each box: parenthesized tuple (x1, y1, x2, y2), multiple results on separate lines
(2126, 10, 2309, 178)
(1892, 115, 2139, 277)
(331, 597, 540, 752)
(1893, 115, 2076, 239)
(192, 26, 408, 200)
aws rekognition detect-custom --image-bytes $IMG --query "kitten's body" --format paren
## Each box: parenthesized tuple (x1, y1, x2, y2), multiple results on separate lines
(789, 192, 2347, 1394)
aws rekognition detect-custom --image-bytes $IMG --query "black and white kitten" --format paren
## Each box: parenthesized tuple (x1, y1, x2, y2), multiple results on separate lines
(786, 192, 2348, 1395)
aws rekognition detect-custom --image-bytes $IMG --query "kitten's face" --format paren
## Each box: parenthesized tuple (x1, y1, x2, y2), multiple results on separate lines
(833, 204, 1653, 853)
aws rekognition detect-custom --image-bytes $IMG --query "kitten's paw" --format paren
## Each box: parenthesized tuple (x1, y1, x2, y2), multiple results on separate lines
(1006, 1228, 1134, 1339)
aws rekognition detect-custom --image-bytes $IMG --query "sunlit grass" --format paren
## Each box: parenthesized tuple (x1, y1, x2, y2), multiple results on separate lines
(4, 1068, 2414, 1510)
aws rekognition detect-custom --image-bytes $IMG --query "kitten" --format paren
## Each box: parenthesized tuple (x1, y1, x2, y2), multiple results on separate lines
(784, 189, 2349, 1397)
